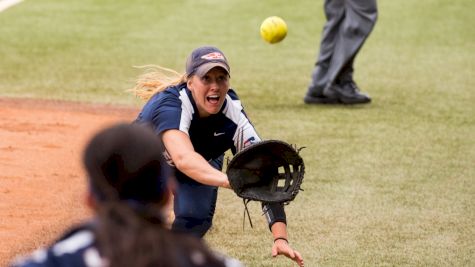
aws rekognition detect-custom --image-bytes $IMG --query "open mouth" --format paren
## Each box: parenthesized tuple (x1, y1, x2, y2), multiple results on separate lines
(206, 95, 220, 104)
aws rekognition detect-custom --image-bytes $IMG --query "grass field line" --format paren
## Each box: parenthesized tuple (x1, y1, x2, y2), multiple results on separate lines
(0, 0, 23, 12)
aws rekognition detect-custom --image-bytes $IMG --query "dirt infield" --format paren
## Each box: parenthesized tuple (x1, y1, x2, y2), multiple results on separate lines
(0, 98, 139, 265)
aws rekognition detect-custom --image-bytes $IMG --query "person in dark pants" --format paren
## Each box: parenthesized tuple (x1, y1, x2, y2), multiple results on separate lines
(304, 0, 378, 105)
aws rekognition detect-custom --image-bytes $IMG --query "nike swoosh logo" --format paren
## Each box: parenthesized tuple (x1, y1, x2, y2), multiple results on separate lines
(214, 132, 225, 136)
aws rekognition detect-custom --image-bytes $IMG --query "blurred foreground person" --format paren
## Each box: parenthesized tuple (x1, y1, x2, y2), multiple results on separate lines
(10, 123, 243, 267)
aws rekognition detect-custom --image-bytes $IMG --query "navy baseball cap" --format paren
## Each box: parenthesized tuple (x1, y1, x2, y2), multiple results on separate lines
(186, 46, 230, 78)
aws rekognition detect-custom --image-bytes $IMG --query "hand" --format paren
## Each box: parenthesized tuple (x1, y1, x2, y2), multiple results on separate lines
(272, 238, 304, 266)
(219, 174, 231, 189)
(221, 178, 231, 189)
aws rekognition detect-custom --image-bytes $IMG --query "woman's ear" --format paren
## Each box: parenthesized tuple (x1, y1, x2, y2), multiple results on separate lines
(186, 78, 193, 91)
(85, 192, 98, 211)
(162, 183, 176, 229)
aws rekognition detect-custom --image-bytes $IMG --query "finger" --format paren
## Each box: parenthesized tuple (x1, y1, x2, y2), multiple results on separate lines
(286, 248, 295, 259)
(276, 243, 295, 259)
(293, 250, 304, 266)
(272, 244, 278, 257)
(293, 250, 302, 260)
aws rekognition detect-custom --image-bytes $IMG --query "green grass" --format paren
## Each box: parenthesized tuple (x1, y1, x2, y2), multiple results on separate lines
(1, 0, 474, 266)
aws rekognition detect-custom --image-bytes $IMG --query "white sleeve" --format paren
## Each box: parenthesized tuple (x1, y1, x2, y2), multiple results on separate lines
(233, 116, 261, 153)
(222, 95, 261, 153)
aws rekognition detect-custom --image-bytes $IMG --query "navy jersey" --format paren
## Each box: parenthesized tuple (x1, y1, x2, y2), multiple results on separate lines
(136, 83, 261, 160)
(10, 224, 103, 267)
(10, 222, 244, 267)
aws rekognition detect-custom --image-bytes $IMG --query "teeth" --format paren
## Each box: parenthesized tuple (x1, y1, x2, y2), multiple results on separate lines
(208, 95, 219, 100)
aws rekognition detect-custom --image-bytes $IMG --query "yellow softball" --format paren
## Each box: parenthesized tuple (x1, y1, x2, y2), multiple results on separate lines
(260, 16, 288, 44)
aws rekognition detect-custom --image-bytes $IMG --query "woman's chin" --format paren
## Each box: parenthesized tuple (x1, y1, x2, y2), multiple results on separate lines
(206, 104, 222, 114)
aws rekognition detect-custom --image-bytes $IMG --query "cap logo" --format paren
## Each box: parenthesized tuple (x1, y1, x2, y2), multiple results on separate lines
(201, 52, 224, 61)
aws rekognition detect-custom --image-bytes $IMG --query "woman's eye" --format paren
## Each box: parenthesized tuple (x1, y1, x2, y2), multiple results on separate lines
(201, 75, 227, 84)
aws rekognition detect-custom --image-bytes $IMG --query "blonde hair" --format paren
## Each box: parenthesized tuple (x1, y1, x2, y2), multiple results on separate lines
(129, 65, 187, 101)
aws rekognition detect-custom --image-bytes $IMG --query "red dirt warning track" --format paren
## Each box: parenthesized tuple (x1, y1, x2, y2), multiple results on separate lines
(0, 98, 139, 265)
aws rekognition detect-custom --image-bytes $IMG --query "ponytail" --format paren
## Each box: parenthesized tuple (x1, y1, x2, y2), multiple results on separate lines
(95, 201, 226, 267)
(129, 65, 186, 101)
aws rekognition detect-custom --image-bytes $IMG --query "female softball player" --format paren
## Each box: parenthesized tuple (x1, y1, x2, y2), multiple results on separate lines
(132, 46, 304, 266)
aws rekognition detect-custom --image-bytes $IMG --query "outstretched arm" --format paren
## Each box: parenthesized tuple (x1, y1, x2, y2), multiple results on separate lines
(162, 129, 230, 188)
(263, 203, 304, 266)
(270, 222, 304, 266)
